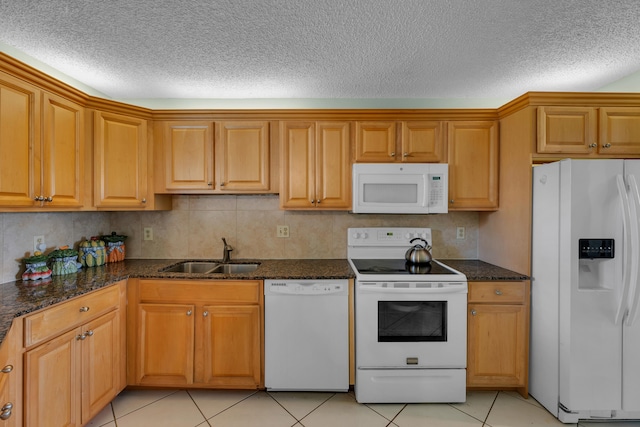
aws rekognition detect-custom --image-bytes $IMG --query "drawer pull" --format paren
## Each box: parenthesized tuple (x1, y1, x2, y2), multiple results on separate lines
(86, 330, 94, 337)
(0, 365, 12, 374)
(77, 333, 87, 340)
(186, 310, 193, 316)
(495, 289, 503, 296)
(203, 311, 209, 317)
(0, 402, 12, 420)
(79, 306, 90, 312)
(471, 309, 477, 316)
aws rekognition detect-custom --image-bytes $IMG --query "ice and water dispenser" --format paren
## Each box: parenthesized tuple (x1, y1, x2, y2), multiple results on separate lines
(578, 238, 615, 290)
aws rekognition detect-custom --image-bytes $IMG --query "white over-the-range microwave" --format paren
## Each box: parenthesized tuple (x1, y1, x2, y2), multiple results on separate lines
(352, 163, 448, 214)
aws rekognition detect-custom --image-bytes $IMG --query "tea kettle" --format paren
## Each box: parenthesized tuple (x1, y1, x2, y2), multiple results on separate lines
(405, 238, 433, 264)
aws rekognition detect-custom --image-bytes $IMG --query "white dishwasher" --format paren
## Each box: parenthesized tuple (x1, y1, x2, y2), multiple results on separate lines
(264, 279, 349, 392)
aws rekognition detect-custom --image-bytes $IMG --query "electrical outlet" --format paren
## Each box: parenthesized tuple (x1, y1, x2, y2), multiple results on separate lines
(456, 227, 465, 240)
(33, 235, 45, 253)
(277, 225, 290, 238)
(143, 227, 153, 241)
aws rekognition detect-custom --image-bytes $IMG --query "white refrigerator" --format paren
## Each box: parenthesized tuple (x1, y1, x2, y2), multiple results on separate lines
(531, 159, 640, 423)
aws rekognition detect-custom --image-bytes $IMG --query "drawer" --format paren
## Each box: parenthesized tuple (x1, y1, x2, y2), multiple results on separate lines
(139, 280, 261, 304)
(24, 285, 120, 347)
(468, 281, 526, 304)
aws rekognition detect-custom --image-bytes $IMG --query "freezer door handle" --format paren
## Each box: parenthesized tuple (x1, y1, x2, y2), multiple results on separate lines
(616, 174, 633, 325)
(625, 174, 640, 326)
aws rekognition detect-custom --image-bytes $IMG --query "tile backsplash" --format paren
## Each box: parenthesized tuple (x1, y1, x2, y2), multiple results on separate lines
(0, 195, 478, 284)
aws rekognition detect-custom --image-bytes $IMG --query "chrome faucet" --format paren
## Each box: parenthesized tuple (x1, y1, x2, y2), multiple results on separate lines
(222, 237, 233, 263)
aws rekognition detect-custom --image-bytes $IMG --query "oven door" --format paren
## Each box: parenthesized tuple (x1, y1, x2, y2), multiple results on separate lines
(355, 282, 467, 368)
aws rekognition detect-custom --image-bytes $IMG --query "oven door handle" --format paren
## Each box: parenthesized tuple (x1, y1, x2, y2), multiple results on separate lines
(357, 286, 467, 294)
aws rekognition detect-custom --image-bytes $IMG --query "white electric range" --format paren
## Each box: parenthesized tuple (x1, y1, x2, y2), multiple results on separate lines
(348, 227, 468, 403)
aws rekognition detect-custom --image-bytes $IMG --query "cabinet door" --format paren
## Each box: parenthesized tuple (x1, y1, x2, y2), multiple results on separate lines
(136, 303, 194, 386)
(163, 121, 214, 191)
(42, 92, 84, 208)
(93, 111, 148, 208)
(201, 305, 261, 388)
(0, 323, 20, 427)
(316, 122, 351, 209)
(280, 122, 315, 208)
(218, 121, 270, 191)
(537, 106, 597, 154)
(81, 310, 121, 424)
(467, 304, 527, 387)
(599, 107, 640, 155)
(24, 328, 81, 427)
(401, 121, 445, 162)
(0, 71, 40, 207)
(354, 121, 396, 162)
(448, 121, 498, 210)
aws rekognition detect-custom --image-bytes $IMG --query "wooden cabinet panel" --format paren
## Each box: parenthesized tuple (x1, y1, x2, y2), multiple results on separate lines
(201, 305, 261, 387)
(0, 321, 22, 427)
(94, 111, 148, 208)
(136, 303, 195, 386)
(218, 121, 270, 191)
(0, 71, 40, 207)
(401, 121, 445, 162)
(42, 92, 84, 208)
(599, 107, 640, 155)
(448, 121, 498, 210)
(281, 121, 350, 210)
(163, 121, 214, 190)
(139, 279, 261, 304)
(354, 121, 396, 161)
(537, 106, 597, 154)
(467, 281, 529, 395)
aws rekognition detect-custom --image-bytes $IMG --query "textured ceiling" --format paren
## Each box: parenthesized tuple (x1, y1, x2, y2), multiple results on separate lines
(1, 0, 640, 103)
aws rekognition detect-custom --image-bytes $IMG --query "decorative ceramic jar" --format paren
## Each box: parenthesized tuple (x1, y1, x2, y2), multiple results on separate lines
(78, 237, 107, 267)
(22, 253, 52, 281)
(101, 232, 127, 263)
(48, 248, 80, 276)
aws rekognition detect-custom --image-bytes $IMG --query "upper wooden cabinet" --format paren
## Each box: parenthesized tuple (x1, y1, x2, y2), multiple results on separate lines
(537, 106, 640, 156)
(157, 120, 274, 194)
(93, 111, 149, 209)
(42, 93, 84, 208)
(0, 72, 85, 210)
(448, 121, 499, 211)
(354, 120, 445, 162)
(280, 121, 351, 210)
(0, 71, 40, 207)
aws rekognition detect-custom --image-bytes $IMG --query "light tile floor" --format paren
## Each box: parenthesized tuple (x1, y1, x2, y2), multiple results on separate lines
(85, 389, 640, 427)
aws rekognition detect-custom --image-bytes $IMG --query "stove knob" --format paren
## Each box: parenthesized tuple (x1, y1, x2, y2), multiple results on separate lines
(352, 232, 361, 239)
(405, 233, 411, 239)
(362, 232, 368, 239)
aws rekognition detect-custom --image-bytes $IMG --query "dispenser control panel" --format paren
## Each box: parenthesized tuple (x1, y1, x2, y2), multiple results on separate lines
(579, 238, 615, 259)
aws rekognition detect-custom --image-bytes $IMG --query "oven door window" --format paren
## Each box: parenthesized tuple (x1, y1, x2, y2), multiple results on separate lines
(378, 301, 447, 342)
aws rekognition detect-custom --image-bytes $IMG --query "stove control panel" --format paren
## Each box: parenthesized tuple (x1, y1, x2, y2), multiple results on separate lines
(348, 227, 432, 247)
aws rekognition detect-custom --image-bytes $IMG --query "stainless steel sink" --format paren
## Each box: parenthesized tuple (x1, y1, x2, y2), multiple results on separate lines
(160, 261, 259, 274)
(161, 261, 220, 273)
(209, 263, 259, 274)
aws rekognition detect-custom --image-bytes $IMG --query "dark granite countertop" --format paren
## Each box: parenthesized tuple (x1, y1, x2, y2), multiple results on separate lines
(0, 258, 528, 345)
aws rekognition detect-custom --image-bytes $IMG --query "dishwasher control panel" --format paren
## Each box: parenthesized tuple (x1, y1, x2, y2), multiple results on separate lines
(265, 279, 348, 295)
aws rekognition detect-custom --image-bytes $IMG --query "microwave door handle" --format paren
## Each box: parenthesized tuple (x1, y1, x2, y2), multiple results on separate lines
(625, 174, 640, 326)
(616, 175, 633, 326)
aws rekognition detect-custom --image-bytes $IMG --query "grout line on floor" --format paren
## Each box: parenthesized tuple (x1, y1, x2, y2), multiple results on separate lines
(187, 389, 260, 422)
(113, 389, 182, 420)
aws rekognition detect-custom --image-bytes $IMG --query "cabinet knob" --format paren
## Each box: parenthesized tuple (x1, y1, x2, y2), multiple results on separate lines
(0, 365, 13, 374)
(450, 199, 455, 204)
(588, 143, 597, 148)
(602, 143, 612, 148)
(471, 309, 477, 316)
(390, 152, 396, 157)
(403, 152, 409, 157)
(495, 289, 503, 295)
(79, 306, 90, 312)
(141, 198, 147, 203)
(76, 333, 87, 340)
(186, 310, 193, 316)
(207, 182, 213, 186)
(86, 330, 94, 337)
(34, 196, 44, 202)
(203, 311, 209, 317)
(45, 196, 53, 202)
(0, 402, 13, 420)
(310, 199, 315, 204)
(316, 199, 321, 204)
(220, 183, 225, 188)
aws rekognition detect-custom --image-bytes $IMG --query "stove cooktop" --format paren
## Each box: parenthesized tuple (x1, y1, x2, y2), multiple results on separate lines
(350, 259, 458, 275)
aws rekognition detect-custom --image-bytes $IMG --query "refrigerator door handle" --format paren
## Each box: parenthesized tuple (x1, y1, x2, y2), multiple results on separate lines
(616, 174, 633, 325)
(625, 174, 640, 326)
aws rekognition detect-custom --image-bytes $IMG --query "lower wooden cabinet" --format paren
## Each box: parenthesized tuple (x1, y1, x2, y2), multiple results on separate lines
(0, 319, 21, 427)
(130, 279, 263, 389)
(467, 281, 529, 396)
(22, 281, 126, 427)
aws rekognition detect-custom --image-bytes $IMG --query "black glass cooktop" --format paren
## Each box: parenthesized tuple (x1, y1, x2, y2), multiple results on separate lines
(350, 259, 457, 275)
